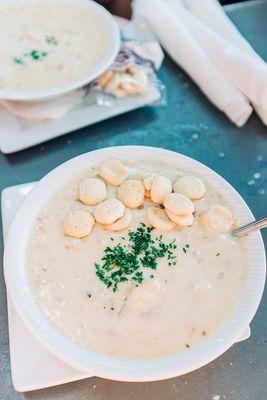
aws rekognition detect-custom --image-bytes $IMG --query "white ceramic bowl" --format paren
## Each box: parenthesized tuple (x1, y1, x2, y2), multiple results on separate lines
(4, 146, 266, 382)
(0, 0, 120, 101)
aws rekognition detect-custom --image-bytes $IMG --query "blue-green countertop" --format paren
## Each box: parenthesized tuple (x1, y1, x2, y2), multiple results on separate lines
(0, 1, 266, 399)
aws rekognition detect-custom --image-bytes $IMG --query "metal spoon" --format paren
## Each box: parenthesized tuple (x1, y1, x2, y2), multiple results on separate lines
(232, 216, 267, 238)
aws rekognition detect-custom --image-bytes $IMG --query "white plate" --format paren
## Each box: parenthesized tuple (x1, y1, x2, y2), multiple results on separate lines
(0, 181, 251, 392)
(0, 87, 160, 154)
(3, 147, 266, 382)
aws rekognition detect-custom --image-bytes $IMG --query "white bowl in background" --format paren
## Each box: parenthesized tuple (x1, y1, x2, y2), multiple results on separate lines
(0, 0, 120, 102)
(3, 146, 266, 382)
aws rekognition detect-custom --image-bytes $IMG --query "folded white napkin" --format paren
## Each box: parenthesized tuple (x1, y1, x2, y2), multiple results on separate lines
(132, 0, 252, 126)
(167, 2, 267, 110)
(180, 0, 267, 124)
(181, 0, 254, 52)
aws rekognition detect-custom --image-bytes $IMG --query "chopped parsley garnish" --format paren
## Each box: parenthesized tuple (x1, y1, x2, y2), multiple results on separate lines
(13, 57, 24, 65)
(110, 307, 114, 311)
(150, 274, 154, 278)
(25, 49, 47, 61)
(45, 35, 58, 45)
(86, 292, 92, 299)
(216, 252, 221, 257)
(182, 244, 190, 254)
(93, 223, 177, 292)
(186, 344, 190, 348)
(14, 49, 48, 65)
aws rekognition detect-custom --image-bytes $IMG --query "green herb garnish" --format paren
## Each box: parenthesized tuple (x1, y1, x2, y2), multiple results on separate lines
(186, 344, 190, 349)
(13, 57, 24, 65)
(24, 49, 48, 61)
(216, 252, 221, 257)
(13, 49, 48, 66)
(182, 244, 190, 254)
(93, 223, 177, 292)
(86, 292, 92, 299)
(45, 35, 58, 45)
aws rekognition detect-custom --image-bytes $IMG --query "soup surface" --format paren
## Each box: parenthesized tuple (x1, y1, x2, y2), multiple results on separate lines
(0, 0, 108, 92)
(27, 160, 249, 359)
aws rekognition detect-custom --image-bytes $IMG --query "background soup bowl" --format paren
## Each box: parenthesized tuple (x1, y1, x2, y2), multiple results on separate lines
(0, 0, 120, 102)
(3, 146, 266, 381)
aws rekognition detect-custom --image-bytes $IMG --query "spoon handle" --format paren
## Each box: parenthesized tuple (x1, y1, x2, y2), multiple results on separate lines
(232, 216, 267, 238)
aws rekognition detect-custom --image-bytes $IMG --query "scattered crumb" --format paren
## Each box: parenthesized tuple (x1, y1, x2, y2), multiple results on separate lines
(37, 217, 43, 229)
(199, 123, 208, 130)
(191, 133, 199, 140)
(190, 328, 196, 337)
(212, 396, 220, 400)
(253, 172, 261, 179)
(258, 188, 265, 195)
(219, 272, 224, 280)
(218, 152, 225, 158)
(202, 330, 206, 336)
(92, 385, 96, 389)
(247, 179, 255, 186)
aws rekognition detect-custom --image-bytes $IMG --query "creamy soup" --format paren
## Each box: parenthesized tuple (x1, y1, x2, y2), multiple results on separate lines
(0, 0, 108, 92)
(27, 160, 249, 359)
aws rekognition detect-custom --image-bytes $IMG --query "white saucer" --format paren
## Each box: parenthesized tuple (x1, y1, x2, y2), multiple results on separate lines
(1, 182, 251, 392)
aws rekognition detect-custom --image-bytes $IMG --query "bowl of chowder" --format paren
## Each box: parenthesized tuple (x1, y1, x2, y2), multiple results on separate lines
(0, 0, 120, 101)
(4, 146, 266, 381)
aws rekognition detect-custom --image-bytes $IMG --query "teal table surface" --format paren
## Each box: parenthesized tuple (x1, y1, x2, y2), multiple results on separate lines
(0, 1, 267, 399)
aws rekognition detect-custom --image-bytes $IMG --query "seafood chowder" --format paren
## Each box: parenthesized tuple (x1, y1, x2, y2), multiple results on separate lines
(0, 0, 108, 92)
(27, 160, 249, 359)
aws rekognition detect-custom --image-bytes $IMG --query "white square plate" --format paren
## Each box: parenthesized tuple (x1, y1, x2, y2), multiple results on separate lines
(1, 182, 251, 392)
(0, 87, 160, 154)
(1, 183, 92, 392)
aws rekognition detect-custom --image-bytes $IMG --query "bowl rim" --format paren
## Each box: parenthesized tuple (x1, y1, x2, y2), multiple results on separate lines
(3, 146, 266, 382)
(0, 0, 120, 101)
